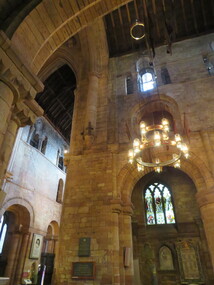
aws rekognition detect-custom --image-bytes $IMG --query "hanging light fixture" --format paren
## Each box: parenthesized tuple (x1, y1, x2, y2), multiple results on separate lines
(128, 117, 189, 173)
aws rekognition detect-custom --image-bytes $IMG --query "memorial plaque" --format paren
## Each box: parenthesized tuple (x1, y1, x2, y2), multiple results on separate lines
(78, 237, 91, 257)
(176, 240, 204, 284)
(72, 262, 95, 280)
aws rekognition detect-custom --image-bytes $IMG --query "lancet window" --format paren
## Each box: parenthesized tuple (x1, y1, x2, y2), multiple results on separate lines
(144, 182, 175, 225)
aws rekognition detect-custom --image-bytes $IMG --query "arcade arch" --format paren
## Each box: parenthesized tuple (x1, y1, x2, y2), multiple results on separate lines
(0, 204, 31, 285)
(131, 167, 214, 284)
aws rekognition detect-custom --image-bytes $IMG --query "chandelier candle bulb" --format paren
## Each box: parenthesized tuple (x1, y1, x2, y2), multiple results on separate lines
(128, 149, 134, 158)
(154, 131, 161, 140)
(140, 121, 146, 129)
(162, 132, 169, 141)
(175, 134, 182, 142)
(174, 160, 181, 168)
(161, 118, 169, 126)
(133, 138, 140, 147)
(176, 141, 182, 149)
(184, 153, 189, 159)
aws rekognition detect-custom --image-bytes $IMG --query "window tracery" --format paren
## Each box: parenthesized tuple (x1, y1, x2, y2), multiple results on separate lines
(144, 182, 175, 225)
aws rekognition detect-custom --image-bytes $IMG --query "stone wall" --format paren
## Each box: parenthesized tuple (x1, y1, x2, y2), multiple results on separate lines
(56, 32, 214, 284)
(132, 168, 214, 284)
(0, 117, 67, 283)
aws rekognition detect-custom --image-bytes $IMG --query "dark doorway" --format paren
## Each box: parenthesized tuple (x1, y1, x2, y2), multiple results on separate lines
(40, 253, 55, 285)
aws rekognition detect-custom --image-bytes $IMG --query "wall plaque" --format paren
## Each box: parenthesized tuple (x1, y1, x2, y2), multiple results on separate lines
(176, 240, 204, 284)
(78, 237, 91, 257)
(72, 262, 95, 280)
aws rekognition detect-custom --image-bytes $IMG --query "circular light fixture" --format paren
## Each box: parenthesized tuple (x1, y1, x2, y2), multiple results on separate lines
(128, 118, 189, 173)
(130, 20, 145, 40)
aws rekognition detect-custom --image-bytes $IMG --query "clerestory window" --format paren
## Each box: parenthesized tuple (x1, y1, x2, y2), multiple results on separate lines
(144, 182, 175, 225)
(138, 67, 156, 92)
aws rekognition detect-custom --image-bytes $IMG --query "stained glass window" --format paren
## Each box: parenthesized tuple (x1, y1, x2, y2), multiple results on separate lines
(144, 182, 175, 225)
(0, 214, 8, 254)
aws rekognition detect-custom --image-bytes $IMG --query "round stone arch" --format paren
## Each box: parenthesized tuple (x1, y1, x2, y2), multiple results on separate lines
(126, 93, 183, 140)
(11, 0, 130, 74)
(46, 220, 59, 237)
(118, 153, 213, 204)
(0, 197, 35, 227)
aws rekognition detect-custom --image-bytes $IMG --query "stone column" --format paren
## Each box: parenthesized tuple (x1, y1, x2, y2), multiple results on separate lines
(14, 232, 30, 284)
(0, 100, 41, 206)
(0, 81, 15, 149)
(196, 188, 214, 269)
(84, 73, 99, 148)
(0, 116, 19, 183)
(200, 130, 214, 177)
(4, 232, 21, 282)
(120, 204, 134, 285)
(111, 205, 121, 285)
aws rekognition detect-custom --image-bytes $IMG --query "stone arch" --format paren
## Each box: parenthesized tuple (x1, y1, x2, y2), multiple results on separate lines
(159, 246, 174, 270)
(126, 93, 183, 139)
(11, 0, 129, 74)
(47, 220, 59, 236)
(0, 197, 35, 227)
(38, 45, 81, 83)
(118, 153, 212, 204)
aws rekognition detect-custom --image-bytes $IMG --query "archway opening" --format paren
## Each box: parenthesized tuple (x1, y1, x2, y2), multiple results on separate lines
(39, 221, 59, 285)
(0, 204, 30, 282)
(131, 167, 214, 285)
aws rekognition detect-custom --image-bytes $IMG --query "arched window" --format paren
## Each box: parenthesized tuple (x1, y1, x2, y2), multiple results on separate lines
(56, 179, 64, 203)
(138, 67, 156, 92)
(41, 136, 48, 154)
(144, 182, 175, 225)
(142, 72, 155, 91)
(30, 132, 40, 149)
(126, 75, 133, 94)
(0, 214, 8, 254)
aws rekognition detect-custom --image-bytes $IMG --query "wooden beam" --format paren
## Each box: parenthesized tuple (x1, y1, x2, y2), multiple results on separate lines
(190, 0, 198, 34)
(110, 12, 119, 52)
(118, 7, 126, 42)
(142, 0, 151, 53)
(125, 3, 134, 50)
(133, 0, 139, 20)
(152, 0, 160, 38)
(200, 0, 207, 28)
(171, 0, 178, 34)
(180, 0, 188, 34)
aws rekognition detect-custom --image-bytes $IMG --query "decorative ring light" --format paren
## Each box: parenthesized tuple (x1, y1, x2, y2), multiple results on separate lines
(130, 20, 145, 40)
(128, 118, 189, 173)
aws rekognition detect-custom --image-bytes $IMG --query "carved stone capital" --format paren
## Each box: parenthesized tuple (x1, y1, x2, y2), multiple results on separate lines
(0, 31, 44, 103)
(122, 203, 134, 216)
(12, 100, 43, 127)
(196, 187, 214, 208)
(110, 199, 123, 214)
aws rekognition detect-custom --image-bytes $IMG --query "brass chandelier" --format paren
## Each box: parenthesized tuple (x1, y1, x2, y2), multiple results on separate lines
(128, 118, 189, 173)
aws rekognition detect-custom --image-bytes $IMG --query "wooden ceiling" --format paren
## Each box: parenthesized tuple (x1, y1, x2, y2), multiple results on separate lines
(35, 65, 76, 143)
(104, 0, 214, 57)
